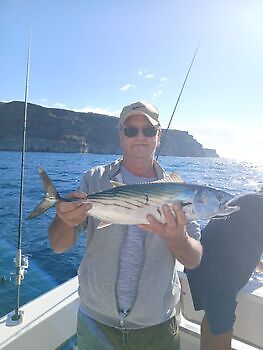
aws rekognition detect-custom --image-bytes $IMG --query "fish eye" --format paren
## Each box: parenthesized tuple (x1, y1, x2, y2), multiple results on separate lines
(216, 193, 222, 201)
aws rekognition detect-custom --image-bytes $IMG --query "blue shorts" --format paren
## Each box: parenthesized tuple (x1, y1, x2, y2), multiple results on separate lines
(186, 193, 263, 335)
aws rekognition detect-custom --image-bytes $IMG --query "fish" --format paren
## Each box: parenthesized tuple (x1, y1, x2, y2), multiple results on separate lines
(27, 167, 240, 227)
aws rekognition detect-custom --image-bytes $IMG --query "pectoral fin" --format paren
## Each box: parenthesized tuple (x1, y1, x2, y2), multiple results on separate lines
(97, 221, 113, 229)
(110, 180, 125, 187)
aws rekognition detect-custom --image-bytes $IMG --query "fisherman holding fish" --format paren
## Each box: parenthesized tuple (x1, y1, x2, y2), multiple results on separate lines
(48, 101, 203, 349)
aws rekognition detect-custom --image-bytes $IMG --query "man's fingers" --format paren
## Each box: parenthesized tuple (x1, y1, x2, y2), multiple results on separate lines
(65, 191, 87, 200)
(57, 202, 92, 227)
(57, 192, 91, 213)
(171, 204, 186, 226)
(58, 201, 81, 212)
(57, 192, 89, 212)
(162, 205, 177, 226)
(138, 203, 187, 236)
(58, 201, 91, 213)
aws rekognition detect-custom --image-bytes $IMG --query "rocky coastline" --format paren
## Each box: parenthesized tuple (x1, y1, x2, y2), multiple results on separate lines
(0, 101, 218, 157)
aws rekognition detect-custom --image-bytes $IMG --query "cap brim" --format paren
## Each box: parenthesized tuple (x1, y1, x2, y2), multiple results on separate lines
(121, 111, 159, 126)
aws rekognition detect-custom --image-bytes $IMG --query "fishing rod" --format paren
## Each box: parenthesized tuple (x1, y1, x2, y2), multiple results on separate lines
(156, 38, 202, 160)
(5, 27, 32, 326)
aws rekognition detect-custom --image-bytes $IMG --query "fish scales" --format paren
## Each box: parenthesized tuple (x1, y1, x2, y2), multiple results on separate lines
(85, 183, 202, 225)
(88, 184, 177, 209)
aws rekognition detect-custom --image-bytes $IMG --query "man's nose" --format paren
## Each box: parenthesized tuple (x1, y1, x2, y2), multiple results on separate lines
(136, 129, 146, 137)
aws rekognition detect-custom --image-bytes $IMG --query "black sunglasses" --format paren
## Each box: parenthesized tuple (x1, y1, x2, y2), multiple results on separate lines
(122, 126, 158, 138)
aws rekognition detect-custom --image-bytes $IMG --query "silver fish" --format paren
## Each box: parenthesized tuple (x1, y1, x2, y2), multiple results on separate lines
(27, 167, 240, 227)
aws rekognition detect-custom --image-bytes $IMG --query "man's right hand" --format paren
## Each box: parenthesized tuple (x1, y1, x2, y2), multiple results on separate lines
(56, 191, 92, 228)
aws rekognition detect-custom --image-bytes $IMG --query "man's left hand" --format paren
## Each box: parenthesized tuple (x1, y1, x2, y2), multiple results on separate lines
(138, 203, 188, 248)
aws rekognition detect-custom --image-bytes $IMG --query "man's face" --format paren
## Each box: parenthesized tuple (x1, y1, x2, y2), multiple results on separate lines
(119, 114, 161, 161)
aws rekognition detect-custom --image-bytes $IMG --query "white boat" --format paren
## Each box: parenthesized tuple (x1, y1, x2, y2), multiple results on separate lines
(0, 263, 262, 350)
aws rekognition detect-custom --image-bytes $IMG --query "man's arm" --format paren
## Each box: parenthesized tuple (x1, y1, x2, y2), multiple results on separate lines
(139, 204, 203, 269)
(48, 192, 91, 253)
(49, 215, 77, 253)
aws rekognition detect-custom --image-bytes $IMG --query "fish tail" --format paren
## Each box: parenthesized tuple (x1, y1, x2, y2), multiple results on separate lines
(27, 167, 60, 219)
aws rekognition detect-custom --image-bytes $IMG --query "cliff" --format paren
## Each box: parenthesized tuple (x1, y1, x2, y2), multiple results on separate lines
(0, 101, 218, 157)
(203, 148, 219, 157)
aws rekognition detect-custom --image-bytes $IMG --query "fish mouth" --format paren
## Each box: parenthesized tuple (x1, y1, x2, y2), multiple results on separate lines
(218, 201, 240, 216)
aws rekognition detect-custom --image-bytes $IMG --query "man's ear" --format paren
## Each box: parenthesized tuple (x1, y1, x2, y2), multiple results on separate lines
(119, 127, 124, 149)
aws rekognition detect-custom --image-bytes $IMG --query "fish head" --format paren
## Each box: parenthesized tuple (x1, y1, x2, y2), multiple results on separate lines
(193, 187, 240, 220)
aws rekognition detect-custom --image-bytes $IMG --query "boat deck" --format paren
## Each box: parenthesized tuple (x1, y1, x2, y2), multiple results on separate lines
(0, 273, 262, 350)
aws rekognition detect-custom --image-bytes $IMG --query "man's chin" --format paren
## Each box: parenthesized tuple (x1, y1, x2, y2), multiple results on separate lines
(131, 151, 155, 160)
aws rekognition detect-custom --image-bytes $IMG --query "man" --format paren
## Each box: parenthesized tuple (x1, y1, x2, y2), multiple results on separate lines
(186, 192, 263, 350)
(48, 101, 203, 350)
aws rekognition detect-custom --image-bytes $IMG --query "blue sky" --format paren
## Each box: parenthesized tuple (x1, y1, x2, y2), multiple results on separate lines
(1, 0, 263, 161)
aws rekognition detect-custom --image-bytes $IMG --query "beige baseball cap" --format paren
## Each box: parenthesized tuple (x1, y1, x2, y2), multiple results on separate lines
(119, 101, 160, 126)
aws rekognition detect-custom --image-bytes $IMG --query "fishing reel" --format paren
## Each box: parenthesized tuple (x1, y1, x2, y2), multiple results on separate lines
(0, 254, 31, 286)
(13, 254, 31, 286)
(14, 254, 30, 281)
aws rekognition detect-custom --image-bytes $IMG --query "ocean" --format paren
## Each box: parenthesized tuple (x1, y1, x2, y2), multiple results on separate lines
(0, 151, 263, 318)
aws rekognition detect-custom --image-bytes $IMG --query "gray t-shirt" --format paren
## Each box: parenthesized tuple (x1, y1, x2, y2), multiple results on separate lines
(116, 166, 201, 313)
(116, 166, 157, 313)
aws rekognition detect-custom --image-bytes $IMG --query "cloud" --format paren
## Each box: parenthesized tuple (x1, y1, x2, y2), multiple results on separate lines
(31, 99, 120, 117)
(53, 102, 66, 109)
(39, 101, 119, 117)
(73, 105, 119, 117)
(37, 98, 49, 107)
(145, 73, 155, 79)
(36, 100, 66, 109)
(157, 77, 168, 89)
(138, 70, 155, 79)
(120, 84, 137, 92)
(152, 89, 163, 100)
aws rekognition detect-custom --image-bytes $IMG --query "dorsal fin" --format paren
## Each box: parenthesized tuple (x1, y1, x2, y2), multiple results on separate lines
(110, 180, 125, 188)
(110, 172, 183, 187)
(153, 172, 184, 184)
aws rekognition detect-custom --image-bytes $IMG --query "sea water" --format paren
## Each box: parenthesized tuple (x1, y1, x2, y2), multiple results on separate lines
(0, 151, 263, 318)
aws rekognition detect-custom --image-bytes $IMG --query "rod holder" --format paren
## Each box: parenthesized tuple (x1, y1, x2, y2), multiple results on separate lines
(5, 310, 24, 327)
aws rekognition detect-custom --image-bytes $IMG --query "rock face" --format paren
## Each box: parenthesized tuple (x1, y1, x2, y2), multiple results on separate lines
(203, 148, 219, 157)
(0, 101, 218, 157)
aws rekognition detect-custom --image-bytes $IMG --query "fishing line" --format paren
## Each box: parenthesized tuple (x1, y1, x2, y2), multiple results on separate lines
(156, 37, 202, 160)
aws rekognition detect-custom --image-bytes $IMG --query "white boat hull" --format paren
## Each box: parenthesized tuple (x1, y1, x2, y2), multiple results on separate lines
(0, 272, 262, 350)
